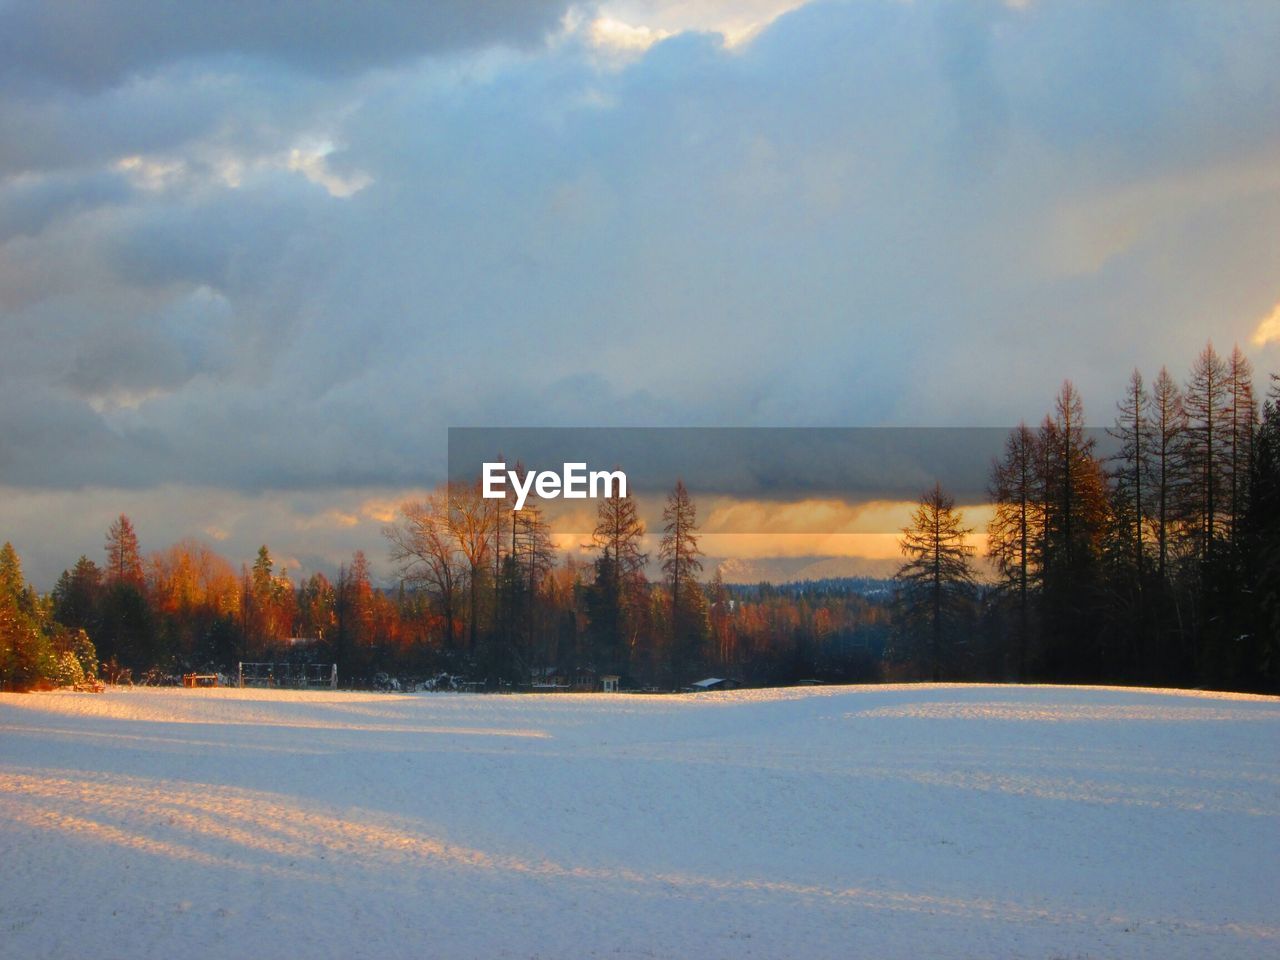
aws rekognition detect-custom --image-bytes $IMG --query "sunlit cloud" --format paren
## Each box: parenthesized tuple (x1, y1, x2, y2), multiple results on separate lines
(562, 0, 811, 62)
(541, 496, 994, 537)
(1253, 301, 1280, 348)
(113, 139, 372, 199)
(591, 0, 812, 49)
(285, 141, 372, 198)
(115, 155, 187, 192)
(542, 496, 996, 583)
(586, 17, 673, 60)
(701, 497, 926, 536)
(295, 509, 362, 531)
(359, 495, 431, 526)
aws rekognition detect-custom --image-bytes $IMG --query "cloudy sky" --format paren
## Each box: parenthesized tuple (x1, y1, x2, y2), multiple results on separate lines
(2, 0, 1279, 586)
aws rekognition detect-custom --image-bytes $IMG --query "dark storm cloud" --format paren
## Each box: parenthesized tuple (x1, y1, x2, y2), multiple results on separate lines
(0, 0, 572, 92)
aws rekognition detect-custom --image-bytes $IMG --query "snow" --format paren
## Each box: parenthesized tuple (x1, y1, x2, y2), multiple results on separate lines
(2, 684, 1277, 959)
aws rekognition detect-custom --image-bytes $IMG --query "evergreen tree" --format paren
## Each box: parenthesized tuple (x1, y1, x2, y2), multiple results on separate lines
(1181, 343, 1232, 562)
(661, 480, 706, 682)
(1107, 369, 1152, 581)
(298, 572, 334, 635)
(252, 545, 274, 597)
(1103, 370, 1154, 678)
(987, 423, 1040, 676)
(244, 545, 295, 651)
(589, 485, 647, 675)
(0, 542, 30, 611)
(1244, 374, 1280, 688)
(585, 555, 624, 672)
(1149, 367, 1186, 585)
(0, 542, 55, 689)
(104, 514, 144, 587)
(1180, 343, 1251, 681)
(98, 578, 156, 672)
(511, 500, 555, 673)
(1227, 345, 1256, 549)
(894, 484, 976, 680)
(52, 556, 103, 641)
(593, 485, 647, 582)
(1038, 382, 1108, 678)
(97, 517, 156, 670)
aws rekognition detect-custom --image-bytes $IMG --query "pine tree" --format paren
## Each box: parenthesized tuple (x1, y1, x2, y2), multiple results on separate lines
(0, 542, 54, 689)
(335, 551, 373, 668)
(590, 485, 647, 674)
(1041, 382, 1106, 576)
(51, 556, 102, 635)
(1100, 370, 1156, 678)
(1227, 346, 1256, 549)
(1179, 343, 1243, 681)
(661, 480, 706, 682)
(895, 483, 976, 680)
(988, 423, 1040, 676)
(593, 485, 647, 585)
(1108, 369, 1152, 581)
(1246, 375, 1280, 686)
(511, 501, 555, 671)
(104, 514, 144, 586)
(1150, 367, 1186, 584)
(0, 542, 29, 610)
(1182, 343, 1232, 562)
(1037, 382, 1108, 678)
(98, 516, 156, 670)
(251, 545, 274, 608)
(246, 545, 294, 650)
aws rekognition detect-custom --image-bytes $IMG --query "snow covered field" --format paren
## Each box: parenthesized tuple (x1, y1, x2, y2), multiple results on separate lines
(2, 684, 1277, 959)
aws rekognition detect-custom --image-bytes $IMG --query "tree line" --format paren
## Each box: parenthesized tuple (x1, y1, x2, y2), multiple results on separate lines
(0, 477, 888, 690)
(2, 341, 1276, 692)
(894, 343, 1278, 692)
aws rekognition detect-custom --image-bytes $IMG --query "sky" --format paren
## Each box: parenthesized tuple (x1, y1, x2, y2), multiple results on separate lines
(1, 0, 1279, 587)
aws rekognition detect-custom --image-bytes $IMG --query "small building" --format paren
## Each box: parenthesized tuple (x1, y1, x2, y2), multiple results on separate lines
(600, 675, 620, 693)
(528, 665, 566, 693)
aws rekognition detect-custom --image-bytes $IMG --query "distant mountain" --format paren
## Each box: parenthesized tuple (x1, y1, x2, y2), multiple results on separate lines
(713, 555, 900, 585)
